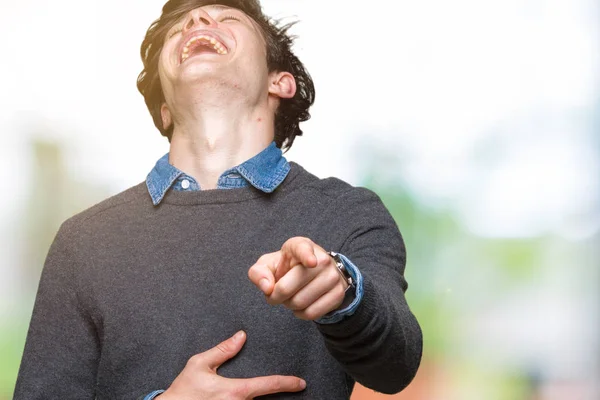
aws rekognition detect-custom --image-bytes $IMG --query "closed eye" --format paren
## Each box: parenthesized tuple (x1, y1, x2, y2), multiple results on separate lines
(221, 15, 240, 22)
(169, 27, 182, 38)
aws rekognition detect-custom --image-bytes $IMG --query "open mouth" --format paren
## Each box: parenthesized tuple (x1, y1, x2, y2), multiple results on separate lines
(180, 34, 229, 63)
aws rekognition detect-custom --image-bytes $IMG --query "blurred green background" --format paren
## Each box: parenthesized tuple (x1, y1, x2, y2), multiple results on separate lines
(0, 0, 598, 399)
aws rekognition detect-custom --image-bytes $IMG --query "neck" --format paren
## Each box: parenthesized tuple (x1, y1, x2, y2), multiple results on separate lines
(168, 94, 275, 190)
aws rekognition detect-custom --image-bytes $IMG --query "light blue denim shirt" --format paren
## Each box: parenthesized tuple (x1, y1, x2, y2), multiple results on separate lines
(142, 142, 364, 400)
(146, 142, 291, 205)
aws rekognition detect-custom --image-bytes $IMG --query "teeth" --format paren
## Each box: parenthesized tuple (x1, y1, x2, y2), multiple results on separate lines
(181, 34, 229, 62)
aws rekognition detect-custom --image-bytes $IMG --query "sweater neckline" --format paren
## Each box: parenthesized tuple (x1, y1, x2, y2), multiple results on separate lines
(157, 162, 304, 206)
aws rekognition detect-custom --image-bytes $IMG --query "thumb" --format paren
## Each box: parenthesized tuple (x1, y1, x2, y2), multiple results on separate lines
(200, 331, 247, 370)
(248, 258, 277, 296)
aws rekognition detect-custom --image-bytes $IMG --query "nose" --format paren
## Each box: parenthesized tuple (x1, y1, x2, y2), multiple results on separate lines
(182, 8, 217, 33)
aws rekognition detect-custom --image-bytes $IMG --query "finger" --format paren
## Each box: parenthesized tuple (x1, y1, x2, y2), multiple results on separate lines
(236, 375, 306, 398)
(274, 251, 291, 282)
(293, 284, 346, 321)
(284, 238, 318, 269)
(268, 264, 318, 305)
(275, 238, 318, 281)
(248, 254, 279, 296)
(283, 270, 337, 311)
(198, 331, 246, 370)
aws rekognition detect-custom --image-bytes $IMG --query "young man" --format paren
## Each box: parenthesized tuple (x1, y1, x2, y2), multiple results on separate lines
(14, 1, 422, 399)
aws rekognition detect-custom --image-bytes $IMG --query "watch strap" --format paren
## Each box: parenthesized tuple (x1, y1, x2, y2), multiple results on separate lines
(326, 251, 354, 292)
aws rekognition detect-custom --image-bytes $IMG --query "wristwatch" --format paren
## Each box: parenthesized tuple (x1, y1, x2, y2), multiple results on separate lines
(326, 251, 354, 292)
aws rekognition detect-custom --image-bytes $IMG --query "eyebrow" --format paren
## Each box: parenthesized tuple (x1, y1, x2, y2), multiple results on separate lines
(206, 5, 233, 11)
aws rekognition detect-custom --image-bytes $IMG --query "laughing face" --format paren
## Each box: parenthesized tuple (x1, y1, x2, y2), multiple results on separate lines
(158, 4, 271, 108)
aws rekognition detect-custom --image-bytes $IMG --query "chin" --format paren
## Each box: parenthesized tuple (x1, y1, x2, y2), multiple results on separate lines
(178, 72, 244, 94)
(178, 63, 226, 81)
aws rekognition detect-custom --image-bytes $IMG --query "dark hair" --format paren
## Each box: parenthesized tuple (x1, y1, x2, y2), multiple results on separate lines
(137, 0, 315, 150)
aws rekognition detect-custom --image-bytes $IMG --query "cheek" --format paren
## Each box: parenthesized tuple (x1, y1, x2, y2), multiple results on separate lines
(158, 40, 178, 70)
(157, 64, 166, 90)
(158, 48, 170, 73)
(158, 49, 174, 82)
(157, 55, 173, 100)
(237, 26, 268, 64)
(245, 43, 268, 71)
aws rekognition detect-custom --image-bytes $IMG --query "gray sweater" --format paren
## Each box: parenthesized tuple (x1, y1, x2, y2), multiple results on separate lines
(14, 163, 422, 399)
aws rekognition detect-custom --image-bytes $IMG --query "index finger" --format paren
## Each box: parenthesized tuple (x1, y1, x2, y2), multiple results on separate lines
(236, 375, 306, 398)
(275, 238, 318, 281)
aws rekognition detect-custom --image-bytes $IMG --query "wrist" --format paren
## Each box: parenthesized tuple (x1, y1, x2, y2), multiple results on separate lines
(153, 391, 171, 400)
(326, 251, 354, 292)
(143, 390, 166, 400)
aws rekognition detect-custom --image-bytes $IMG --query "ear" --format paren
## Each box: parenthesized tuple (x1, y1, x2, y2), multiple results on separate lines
(268, 71, 296, 99)
(160, 103, 172, 130)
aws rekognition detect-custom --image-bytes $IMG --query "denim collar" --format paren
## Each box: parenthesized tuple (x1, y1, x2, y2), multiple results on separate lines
(146, 142, 290, 205)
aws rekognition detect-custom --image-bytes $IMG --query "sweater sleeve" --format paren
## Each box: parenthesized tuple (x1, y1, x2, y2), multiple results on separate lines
(315, 187, 423, 394)
(13, 221, 100, 399)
